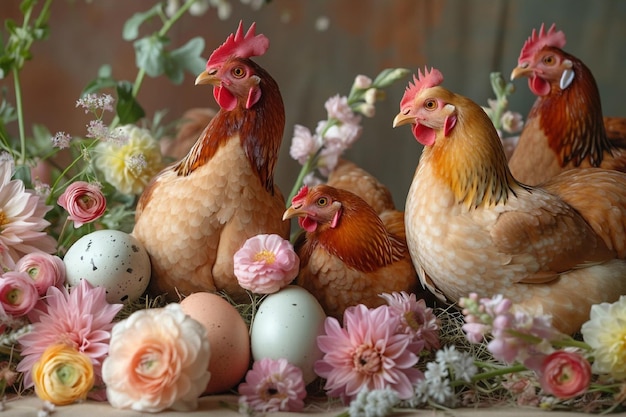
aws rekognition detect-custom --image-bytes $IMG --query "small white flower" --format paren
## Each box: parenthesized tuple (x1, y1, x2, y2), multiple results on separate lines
(348, 388, 399, 417)
(424, 361, 448, 380)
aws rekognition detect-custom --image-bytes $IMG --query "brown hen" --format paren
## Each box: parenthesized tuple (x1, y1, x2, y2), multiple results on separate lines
(283, 184, 419, 320)
(393, 67, 626, 335)
(132, 22, 290, 302)
(508, 23, 626, 185)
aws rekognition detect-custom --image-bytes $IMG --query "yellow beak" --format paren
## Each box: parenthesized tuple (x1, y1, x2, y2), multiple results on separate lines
(195, 70, 219, 86)
(282, 206, 304, 221)
(393, 112, 414, 128)
(510, 65, 533, 81)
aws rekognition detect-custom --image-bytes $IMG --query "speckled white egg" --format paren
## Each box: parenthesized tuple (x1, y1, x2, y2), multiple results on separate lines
(250, 285, 327, 384)
(63, 230, 151, 304)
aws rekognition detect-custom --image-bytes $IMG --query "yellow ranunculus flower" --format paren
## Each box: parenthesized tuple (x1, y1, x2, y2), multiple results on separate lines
(32, 344, 95, 405)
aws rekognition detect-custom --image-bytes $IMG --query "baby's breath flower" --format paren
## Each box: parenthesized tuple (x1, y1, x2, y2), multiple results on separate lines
(51, 132, 71, 149)
(76, 93, 114, 114)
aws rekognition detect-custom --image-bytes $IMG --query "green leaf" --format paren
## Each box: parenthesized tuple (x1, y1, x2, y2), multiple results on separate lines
(82, 64, 117, 95)
(134, 36, 166, 77)
(165, 36, 205, 84)
(116, 81, 145, 125)
(122, 3, 163, 41)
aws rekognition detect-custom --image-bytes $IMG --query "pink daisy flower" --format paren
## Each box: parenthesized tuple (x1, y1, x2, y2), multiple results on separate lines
(238, 357, 306, 413)
(315, 304, 423, 402)
(17, 279, 123, 398)
(380, 291, 440, 351)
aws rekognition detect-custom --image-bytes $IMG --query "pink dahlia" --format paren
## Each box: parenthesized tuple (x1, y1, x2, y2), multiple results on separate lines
(238, 358, 306, 413)
(17, 279, 123, 398)
(0, 158, 56, 269)
(315, 304, 423, 402)
(380, 291, 440, 351)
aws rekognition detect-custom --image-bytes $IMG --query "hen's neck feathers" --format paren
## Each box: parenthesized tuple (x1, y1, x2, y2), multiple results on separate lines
(174, 59, 285, 193)
(530, 48, 610, 167)
(425, 88, 524, 209)
(301, 195, 406, 273)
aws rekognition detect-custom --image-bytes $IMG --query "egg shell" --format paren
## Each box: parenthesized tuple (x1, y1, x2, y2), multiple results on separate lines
(180, 292, 251, 394)
(250, 285, 326, 384)
(63, 230, 151, 304)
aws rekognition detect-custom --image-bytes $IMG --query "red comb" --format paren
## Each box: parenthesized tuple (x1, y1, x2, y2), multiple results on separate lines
(400, 67, 444, 109)
(518, 23, 566, 64)
(292, 185, 309, 206)
(206, 21, 269, 68)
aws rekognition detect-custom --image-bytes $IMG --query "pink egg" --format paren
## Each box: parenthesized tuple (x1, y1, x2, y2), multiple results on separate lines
(180, 292, 250, 394)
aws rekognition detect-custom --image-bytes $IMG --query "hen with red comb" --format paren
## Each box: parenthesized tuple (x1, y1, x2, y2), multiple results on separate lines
(509, 23, 626, 185)
(132, 21, 290, 302)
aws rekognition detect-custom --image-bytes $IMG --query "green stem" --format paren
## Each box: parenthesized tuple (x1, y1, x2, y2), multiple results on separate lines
(464, 363, 528, 386)
(110, 0, 197, 129)
(12, 69, 26, 166)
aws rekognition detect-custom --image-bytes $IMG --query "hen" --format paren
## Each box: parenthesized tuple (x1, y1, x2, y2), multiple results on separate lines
(508, 23, 626, 185)
(393, 67, 626, 335)
(132, 22, 290, 301)
(282, 182, 419, 320)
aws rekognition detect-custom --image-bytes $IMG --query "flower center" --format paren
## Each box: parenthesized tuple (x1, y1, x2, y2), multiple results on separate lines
(404, 311, 421, 332)
(6, 288, 22, 306)
(353, 344, 382, 374)
(55, 364, 79, 386)
(78, 195, 96, 210)
(0, 210, 9, 228)
(254, 249, 276, 264)
(137, 351, 161, 376)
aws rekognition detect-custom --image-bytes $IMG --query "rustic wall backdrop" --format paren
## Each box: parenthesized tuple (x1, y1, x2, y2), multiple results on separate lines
(1, 0, 625, 207)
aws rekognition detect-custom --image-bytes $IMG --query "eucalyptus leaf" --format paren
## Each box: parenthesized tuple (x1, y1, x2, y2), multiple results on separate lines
(116, 81, 145, 125)
(122, 3, 163, 41)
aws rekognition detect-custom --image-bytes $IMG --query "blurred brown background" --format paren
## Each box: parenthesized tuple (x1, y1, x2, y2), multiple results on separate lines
(1, 0, 625, 207)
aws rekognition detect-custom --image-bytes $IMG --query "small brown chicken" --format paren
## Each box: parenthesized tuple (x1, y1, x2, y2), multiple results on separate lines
(508, 23, 626, 185)
(393, 67, 626, 335)
(132, 22, 290, 301)
(283, 183, 419, 320)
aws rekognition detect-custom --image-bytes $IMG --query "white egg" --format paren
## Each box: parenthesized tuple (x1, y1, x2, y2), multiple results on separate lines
(250, 285, 327, 384)
(63, 230, 151, 304)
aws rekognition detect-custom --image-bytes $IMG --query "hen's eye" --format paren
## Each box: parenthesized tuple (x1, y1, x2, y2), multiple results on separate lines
(232, 67, 246, 78)
(317, 197, 328, 207)
(424, 99, 437, 110)
(543, 55, 555, 65)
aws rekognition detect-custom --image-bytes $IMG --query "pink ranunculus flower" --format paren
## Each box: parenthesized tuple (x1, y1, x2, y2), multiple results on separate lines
(315, 304, 423, 402)
(15, 252, 65, 296)
(102, 303, 211, 413)
(539, 351, 592, 399)
(233, 234, 300, 294)
(238, 358, 306, 413)
(0, 271, 39, 317)
(57, 181, 106, 228)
